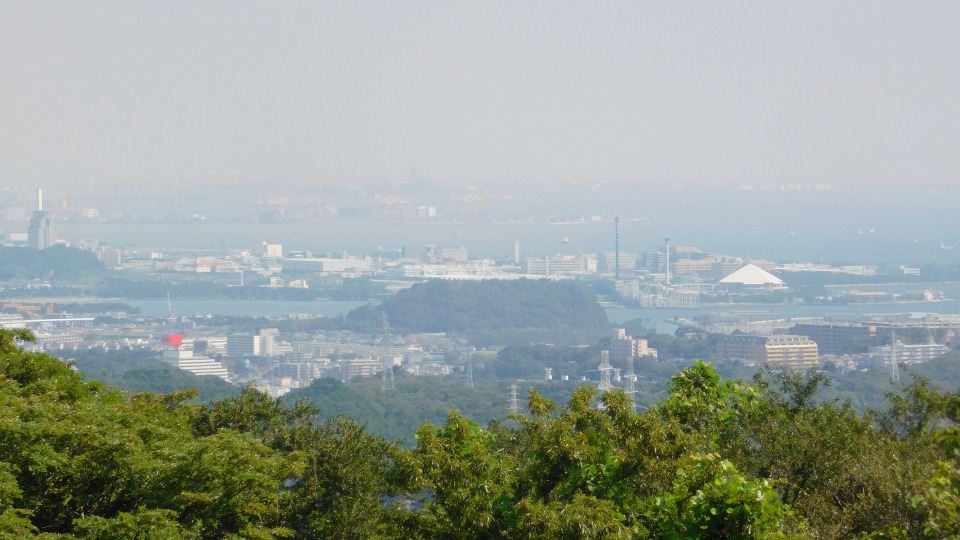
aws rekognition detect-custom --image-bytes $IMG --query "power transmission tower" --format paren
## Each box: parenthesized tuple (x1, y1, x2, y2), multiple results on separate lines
(509, 382, 519, 413)
(624, 355, 637, 412)
(465, 347, 474, 389)
(597, 350, 614, 393)
(380, 313, 395, 390)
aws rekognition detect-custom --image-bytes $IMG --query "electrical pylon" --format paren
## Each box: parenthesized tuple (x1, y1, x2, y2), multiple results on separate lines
(597, 350, 614, 392)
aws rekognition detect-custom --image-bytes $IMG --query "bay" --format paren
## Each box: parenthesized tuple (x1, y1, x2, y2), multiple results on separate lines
(126, 298, 369, 318)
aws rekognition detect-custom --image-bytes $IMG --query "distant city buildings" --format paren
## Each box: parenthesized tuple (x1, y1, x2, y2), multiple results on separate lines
(716, 334, 819, 370)
(524, 254, 597, 276)
(160, 334, 230, 381)
(261, 242, 283, 258)
(609, 328, 657, 360)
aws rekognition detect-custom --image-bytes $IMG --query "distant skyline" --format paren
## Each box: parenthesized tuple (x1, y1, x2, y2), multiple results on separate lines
(1, 2, 958, 192)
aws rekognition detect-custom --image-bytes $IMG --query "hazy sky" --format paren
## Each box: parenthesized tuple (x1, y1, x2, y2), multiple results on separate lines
(2, 2, 958, 190)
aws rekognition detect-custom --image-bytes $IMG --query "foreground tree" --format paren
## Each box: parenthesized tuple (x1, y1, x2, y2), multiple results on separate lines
(1, 328, 958, 538)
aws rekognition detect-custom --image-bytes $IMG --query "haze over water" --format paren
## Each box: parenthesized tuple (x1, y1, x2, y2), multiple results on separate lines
(59, 184, 960, 266)
(3, 3, 958, 267)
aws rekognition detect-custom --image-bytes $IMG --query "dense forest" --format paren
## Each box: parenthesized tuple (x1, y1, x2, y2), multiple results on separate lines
(346, 279, 610, 345)
(5, 327, 960, 538)
(0, 246, 106, 283)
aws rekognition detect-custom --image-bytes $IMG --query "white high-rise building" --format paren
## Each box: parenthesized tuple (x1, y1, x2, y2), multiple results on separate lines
(27, 188, 51, 250)
(160, 334, 230, 381)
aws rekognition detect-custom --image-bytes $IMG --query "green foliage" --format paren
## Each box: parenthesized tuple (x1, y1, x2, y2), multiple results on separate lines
(324, 276, 386, 300)
(650, 454, 787, 539)
(918, 459, 960, 538)
(0, 329, 403, 538)
(411, 412, 517, 537)
(73, 508, 197, 539)
(67, 347, 240, 403)
(346, 279, 610, 345)
(723, 370, 931, 538)
(3, 328, 959, 538)
(0, 245, 107, 283)
(288, 375, 525, 443)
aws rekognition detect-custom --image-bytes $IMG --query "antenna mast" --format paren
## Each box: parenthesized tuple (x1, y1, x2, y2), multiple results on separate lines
(509, 381, 519, 413)
(380, 313, 395, 390)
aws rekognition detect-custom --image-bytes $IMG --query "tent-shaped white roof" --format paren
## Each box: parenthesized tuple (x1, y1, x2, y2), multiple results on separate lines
(719, 263, 784, 285)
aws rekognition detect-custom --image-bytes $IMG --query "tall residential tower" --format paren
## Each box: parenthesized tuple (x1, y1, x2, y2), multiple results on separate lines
(27, 188, 51, 250)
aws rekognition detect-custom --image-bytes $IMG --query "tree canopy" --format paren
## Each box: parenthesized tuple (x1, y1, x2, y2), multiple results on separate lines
(0, 245, 106, 283)
(3, 328, 960, 538)
(346, 279, 610, 345)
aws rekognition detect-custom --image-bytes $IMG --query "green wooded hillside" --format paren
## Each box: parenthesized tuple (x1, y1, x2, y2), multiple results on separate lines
(0, 245, 106, 283)
(346, 279, 610, 345)
(71, 347, 241, 403)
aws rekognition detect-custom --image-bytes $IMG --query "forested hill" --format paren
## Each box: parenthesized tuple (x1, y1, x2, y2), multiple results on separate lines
(0, 245, 106, 282)
(346, 279, 610, 345)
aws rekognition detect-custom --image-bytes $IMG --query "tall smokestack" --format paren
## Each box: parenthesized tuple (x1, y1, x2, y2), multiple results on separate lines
(38, 188, 43, 212)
